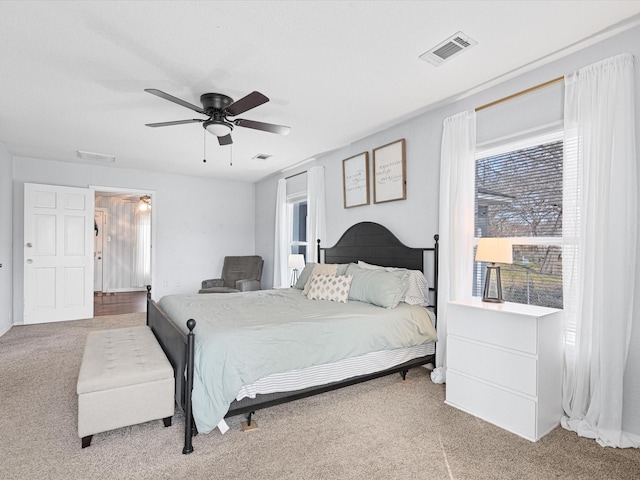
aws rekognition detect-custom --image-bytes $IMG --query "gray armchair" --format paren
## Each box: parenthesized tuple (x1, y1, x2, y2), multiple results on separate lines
(199, 255, 264, 294)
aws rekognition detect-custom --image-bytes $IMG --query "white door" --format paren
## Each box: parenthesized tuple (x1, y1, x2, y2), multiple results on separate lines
(24, 183, 94, 324)
(93, 208, 106, 292)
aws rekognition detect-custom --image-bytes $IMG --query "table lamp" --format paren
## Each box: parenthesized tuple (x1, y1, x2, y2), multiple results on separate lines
(475, 238, 513, 303)
(288, 254, 306, 287)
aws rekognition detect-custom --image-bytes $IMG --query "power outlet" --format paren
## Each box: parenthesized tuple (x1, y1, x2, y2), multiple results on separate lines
(174, 280, 181, 288)
(163, 280, 170, 287)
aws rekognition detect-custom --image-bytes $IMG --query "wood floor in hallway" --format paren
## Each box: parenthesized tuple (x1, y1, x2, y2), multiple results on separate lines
(94, 291, 147, 316)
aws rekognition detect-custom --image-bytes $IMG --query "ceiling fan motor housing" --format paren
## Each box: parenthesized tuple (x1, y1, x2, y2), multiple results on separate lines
(200, 93, 234, 137)
(200, 93, 233, 114)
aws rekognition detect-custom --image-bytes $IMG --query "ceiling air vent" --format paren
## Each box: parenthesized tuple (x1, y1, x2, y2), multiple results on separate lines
(419, 31, 477, 66)
(76, 150, 116, 163)
(252, 153, 272, 161)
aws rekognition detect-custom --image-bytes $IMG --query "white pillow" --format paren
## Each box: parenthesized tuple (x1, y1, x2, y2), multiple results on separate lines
(357, 260, 430, 306)
(307, 274, 353, 303)
(402, 271, 430, 306)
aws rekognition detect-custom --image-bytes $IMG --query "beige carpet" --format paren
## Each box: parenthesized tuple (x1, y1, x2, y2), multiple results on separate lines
(0, 314, 638, 480)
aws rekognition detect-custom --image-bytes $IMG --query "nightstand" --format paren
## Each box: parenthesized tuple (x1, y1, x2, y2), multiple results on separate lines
(445, 297, 564, 441)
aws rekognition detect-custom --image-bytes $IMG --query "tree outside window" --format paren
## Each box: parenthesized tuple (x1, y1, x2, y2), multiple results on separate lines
(474, 136, 563, 308)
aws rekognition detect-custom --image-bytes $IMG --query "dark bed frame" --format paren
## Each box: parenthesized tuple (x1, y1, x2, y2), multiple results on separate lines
(147, 221, 439, 454)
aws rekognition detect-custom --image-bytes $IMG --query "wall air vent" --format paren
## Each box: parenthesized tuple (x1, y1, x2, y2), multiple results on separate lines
(419, 31, 478, 66)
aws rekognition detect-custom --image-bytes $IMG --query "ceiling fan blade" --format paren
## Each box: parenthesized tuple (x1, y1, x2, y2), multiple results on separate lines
(218, 134, 233, 146)
(234, 118, 291, 135)
(225, 91, 269, 116)
(145, 89, 205, 114)
(145, 119, 204, 127)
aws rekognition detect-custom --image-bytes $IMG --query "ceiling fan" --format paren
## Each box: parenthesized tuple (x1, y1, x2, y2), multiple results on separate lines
(144, 89, 291, 146)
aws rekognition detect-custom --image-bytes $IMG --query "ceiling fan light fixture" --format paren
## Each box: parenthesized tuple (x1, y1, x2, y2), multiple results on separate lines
(203, 119, 233, 137)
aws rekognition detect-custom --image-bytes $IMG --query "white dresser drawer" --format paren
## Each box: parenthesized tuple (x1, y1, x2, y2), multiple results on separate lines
(446, 370, 537, 441)
(448, 301, 538, 354)
(447, 336, 538, 396)
(445, 299, 562, 441)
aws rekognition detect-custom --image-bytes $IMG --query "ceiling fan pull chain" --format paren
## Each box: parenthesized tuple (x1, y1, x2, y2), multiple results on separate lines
(230, 144, 233, 167)
(202, 129, 207, 163)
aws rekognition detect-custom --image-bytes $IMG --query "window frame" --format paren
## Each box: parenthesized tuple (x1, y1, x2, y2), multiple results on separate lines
(474, 128, 564, 308)
(287, 192, 308, 261)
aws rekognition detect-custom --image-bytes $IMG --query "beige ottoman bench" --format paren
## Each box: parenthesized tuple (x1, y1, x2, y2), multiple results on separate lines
(77, 325, 174, 448)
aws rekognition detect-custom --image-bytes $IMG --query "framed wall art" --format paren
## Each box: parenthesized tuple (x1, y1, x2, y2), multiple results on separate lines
(342, 152, 370, 208)
(373, 138, 406, 204)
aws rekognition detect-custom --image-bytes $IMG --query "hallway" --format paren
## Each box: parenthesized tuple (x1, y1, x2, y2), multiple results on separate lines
(93, 291, 147, 316)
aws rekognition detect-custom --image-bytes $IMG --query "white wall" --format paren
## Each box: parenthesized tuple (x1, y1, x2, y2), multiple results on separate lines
(12, 156, 256, 324)
(256, 112, 444, 290)
(0, 144, 13, 336)
(255, 25, 640, 436)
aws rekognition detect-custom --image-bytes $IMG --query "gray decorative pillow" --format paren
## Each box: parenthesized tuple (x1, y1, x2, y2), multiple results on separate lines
(357, 261, 430, 306)
(336, 263, 350, 275)
(307, 274, 353, 303)
(295, 263, 317, 289)
(345, 264, 408, 309)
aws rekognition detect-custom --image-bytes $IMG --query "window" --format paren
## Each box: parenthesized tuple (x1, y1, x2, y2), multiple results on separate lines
(289, 198, 307, 260)
(474, 131, 563, 308)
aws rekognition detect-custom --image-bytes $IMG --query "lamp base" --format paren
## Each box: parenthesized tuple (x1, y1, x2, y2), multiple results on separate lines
(290, 269, 299, 288)
(481, 264, 505, 303)
(481, 296, 505, 304)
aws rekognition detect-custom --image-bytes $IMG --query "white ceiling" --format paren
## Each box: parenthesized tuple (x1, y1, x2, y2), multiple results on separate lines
(1, 1, 640, 183)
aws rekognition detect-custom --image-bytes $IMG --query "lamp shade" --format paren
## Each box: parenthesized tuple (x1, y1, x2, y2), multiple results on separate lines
(287, 254, 306, 270)
(475, 238, 513, 264)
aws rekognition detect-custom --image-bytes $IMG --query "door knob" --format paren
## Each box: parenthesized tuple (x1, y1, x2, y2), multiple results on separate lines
(26, 259, 33, 264)
(26, 242, 33, 248)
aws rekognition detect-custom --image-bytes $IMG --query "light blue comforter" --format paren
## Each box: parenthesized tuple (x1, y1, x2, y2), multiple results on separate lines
(158, 288, 437, 433)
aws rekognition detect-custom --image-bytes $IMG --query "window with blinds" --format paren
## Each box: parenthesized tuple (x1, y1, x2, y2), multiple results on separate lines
(286, 172, 308, 260)
(474, 133, 564, 308)
(290, 200, 308, 259)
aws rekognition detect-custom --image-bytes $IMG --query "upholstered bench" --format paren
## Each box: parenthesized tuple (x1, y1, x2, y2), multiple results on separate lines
(77, 326, 174, 448)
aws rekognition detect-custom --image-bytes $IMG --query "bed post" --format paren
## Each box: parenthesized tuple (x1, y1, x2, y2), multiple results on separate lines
(433, 235, 439, 318)
(183, 319, 196, 455)
(317, 238, 321, 263)
(146, 285, 152, 325)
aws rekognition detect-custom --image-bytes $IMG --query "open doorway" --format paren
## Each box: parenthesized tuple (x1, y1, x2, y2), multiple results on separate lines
(92, 186, 155, 316)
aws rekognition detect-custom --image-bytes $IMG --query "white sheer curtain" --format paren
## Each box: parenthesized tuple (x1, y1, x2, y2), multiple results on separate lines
(431, 110, 476, 384)
(273, 178, 289, 287)
(562, 53, 639, 448)
(133, 209, 151, 287)
(306, 166, 326, 263)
